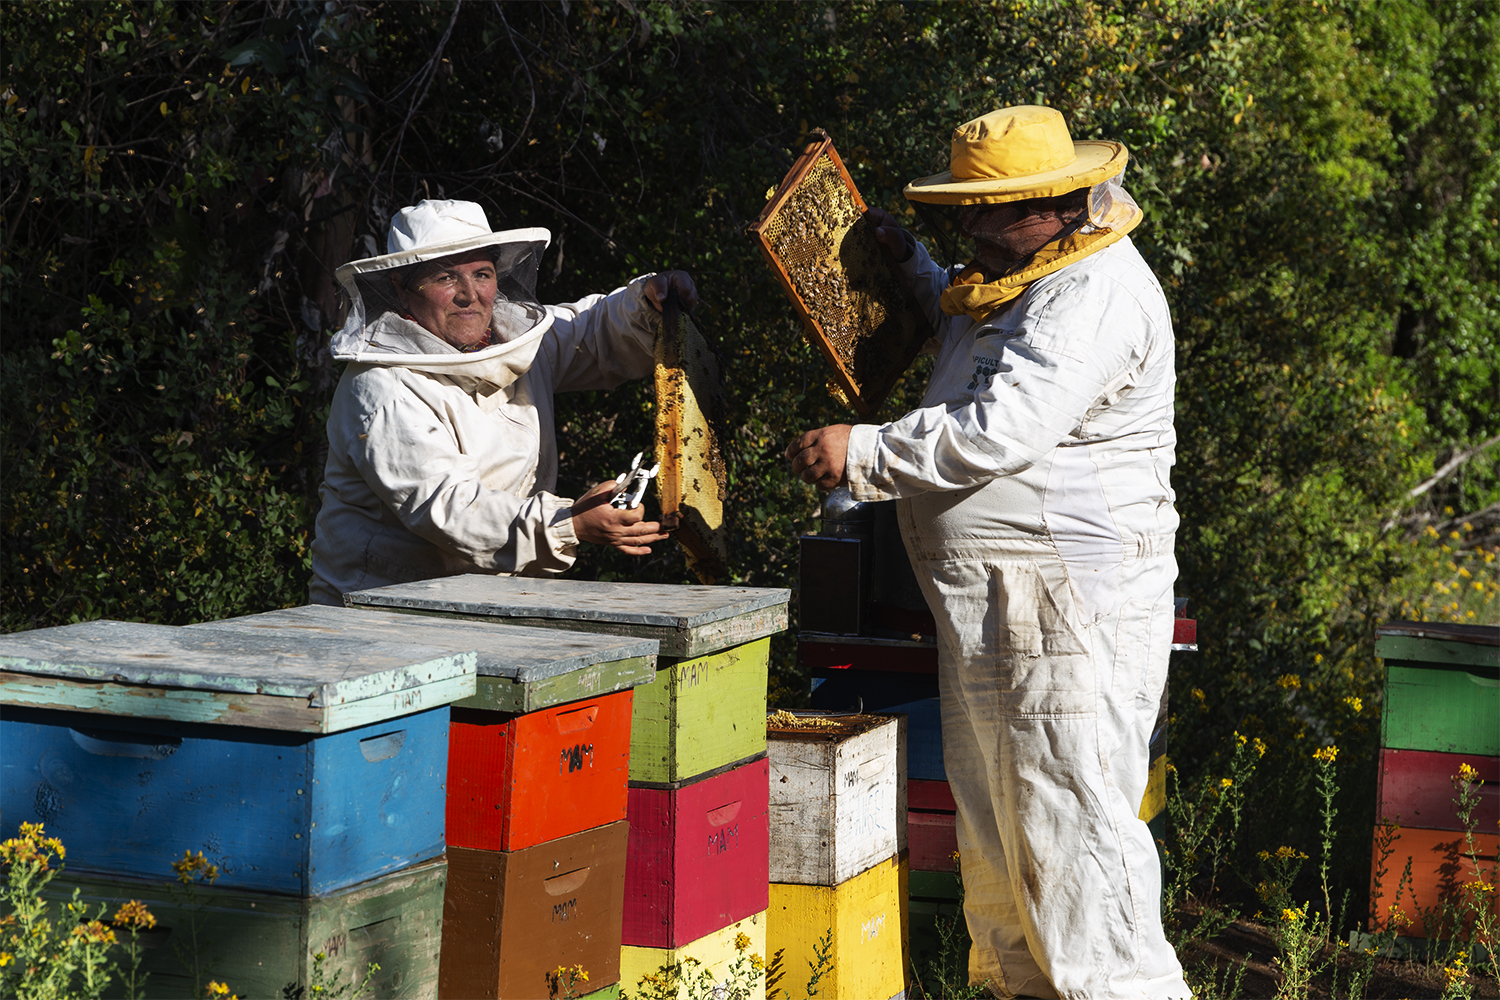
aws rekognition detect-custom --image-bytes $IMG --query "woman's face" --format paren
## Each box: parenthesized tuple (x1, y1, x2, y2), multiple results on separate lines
(394, 249, 498, 350)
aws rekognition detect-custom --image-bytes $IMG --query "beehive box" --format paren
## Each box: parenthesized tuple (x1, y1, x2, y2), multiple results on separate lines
(1377, 749, 1499, 833)
(907, 780, 957, 874)
(1367, 825, 1499, 938)
(1377, 621, 1499, 756)
(344, 575, 788, 660)
(811, 670, 943, 781)
(749, 133, 932, 417)
(619, 910, 767, 1000)
(629, 638, 771, 784)
(45, 856, 446, 999)
(2, 704, 450, 896)
(767, 854, 909, 1000)
(439, 821, 628, 1000)
(0, 619, 474, 732)
(906, 868, 962, 970)
(767, 712, 906, 886)
(0, 621, 474, 894)
(446, 693, 634, 852)
(345, 577, 788, 783)
(625, 756, 770, 948)
(198, 606, 657, 852)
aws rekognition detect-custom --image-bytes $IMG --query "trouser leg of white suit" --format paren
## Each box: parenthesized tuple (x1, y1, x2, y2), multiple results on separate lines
(909, 539, 1190, 1000)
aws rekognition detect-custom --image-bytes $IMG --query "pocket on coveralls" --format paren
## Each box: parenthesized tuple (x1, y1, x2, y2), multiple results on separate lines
(988, 559, 1097, 718)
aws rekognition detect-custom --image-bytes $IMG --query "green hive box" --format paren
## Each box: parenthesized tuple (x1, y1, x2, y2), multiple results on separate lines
(1377, 621, 1499, 756)
(630, 637, 771, 784)
(44, 857, 446, 999)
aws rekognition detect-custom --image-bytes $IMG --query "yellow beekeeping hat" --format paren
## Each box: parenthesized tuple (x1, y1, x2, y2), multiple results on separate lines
(904, 105, 1127, 205)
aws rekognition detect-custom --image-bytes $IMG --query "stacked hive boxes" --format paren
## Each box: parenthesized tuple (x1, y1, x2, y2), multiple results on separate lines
(198, 605, 658, 1000)
(346, 576, 790, 999)
(0, 619, 477, 998)
(766, 712, 908, 1000)
(1370, 621, 1499, 942)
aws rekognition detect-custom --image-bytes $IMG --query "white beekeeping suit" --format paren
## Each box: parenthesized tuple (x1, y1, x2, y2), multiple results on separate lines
(309, 200, 660, 606)
(842, 108, 1190, 998)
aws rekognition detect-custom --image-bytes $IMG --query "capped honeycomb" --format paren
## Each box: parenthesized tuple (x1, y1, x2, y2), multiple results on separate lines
(751, 135, 932, 416)
(655, 296, 729, 585)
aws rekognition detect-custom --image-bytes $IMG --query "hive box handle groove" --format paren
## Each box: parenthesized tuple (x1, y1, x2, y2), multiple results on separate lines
(359, 730, 406, 763)
(69, 728, 181, 759)
(545, 866, 591, 895)
(556, 705, 600, 734)
(707, 801, 742, 826)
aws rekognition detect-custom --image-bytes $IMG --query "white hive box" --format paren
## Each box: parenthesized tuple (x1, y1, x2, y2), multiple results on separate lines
(767, 712, 906, 886)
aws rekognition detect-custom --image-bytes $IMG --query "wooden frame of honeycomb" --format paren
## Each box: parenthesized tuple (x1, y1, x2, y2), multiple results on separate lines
(749, 133, 933, 417)
(654, 290, 729, 584)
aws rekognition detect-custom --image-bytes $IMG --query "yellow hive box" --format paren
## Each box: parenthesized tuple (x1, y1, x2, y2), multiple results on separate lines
(768, 855, 908, 1000)
(619, 911, 768, 1000)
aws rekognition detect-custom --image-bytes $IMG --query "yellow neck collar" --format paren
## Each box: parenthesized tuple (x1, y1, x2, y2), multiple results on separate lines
(938, 209, 1142, 321)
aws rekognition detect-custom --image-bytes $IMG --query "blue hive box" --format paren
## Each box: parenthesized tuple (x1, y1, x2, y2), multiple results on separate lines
(811, 670, 943, 781)
(0, 619, 476, 895)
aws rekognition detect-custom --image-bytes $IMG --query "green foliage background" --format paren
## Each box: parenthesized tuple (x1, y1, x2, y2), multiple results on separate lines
(3, 0, 1496, 927)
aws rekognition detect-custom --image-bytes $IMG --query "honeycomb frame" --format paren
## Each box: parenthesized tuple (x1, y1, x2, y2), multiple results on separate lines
(750, 133, 933, 417)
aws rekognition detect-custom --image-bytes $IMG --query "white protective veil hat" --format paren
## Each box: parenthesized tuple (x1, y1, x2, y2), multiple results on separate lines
(329, 199, 554, 394)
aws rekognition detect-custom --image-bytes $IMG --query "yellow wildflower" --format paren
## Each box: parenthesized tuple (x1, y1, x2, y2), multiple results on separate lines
(1444, 950, 1469, 986)
(1191, 687, 1206, 701)
(112, 900, 156, 930)
(750, 952, 766, 972)
(1253, 737, 1267, 757)
(0, 953, 12, 967)
(70, 921, 117, 945)
(1344, 696, 1362, 714)
(1459, 762, 1479, 781)
(735, 932, 751, 952)
(1281, 906, 1305, 923)
(1313, 745, 1339, 764)
(1276, 674, 1301, 690)
(1220, 778, 1233, 789)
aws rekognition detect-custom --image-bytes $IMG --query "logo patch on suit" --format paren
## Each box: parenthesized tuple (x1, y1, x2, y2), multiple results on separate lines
(967, 354, 1003, 391)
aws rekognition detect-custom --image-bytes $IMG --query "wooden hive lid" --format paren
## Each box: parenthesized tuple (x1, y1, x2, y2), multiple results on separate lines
(345, 574, 790, 658)
(1376, 620, 1499, 671)
(0, 619, 477, 732)
(194, 605, 659, 682)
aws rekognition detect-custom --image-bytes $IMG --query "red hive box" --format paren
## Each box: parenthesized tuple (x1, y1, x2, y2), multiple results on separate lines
(624, 756, 770, 947)
(447, 691, 633, 852)
(1376, 748, 1499, 834)
(909, 779, 958, 873)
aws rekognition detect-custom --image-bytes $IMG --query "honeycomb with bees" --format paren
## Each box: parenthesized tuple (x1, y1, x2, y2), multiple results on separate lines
(751, 134, 932, 416)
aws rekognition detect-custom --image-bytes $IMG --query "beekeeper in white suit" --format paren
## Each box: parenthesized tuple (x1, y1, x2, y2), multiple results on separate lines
(787, 106, 1188, 999)
(310, 199, 692, 606)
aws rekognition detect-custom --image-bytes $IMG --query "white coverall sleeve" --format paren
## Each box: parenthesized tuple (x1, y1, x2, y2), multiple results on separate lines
(897, 239, 964, 341)
(845, 268, 1151, 502)
(351, 385, 578, 575)
(542, 276, 659, 392)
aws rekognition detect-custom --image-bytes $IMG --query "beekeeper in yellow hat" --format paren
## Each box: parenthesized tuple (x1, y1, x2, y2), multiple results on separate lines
(787, 106, 1187, 998)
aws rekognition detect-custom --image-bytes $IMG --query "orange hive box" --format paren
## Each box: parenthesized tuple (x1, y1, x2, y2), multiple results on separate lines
(749, 132, 932, 417)
(1367, 824, 1499, 939)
